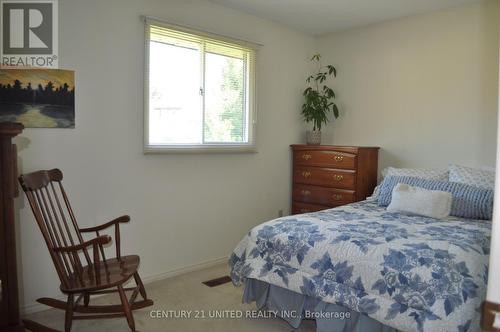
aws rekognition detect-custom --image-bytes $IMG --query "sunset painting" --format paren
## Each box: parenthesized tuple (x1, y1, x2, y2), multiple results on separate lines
(0, 69, 75, 128)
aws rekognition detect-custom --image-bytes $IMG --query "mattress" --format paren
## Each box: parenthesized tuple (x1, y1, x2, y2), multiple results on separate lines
(230, 199, 491, 332)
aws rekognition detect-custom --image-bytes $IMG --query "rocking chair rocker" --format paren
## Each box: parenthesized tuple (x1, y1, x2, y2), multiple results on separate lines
(19, 169, 153, 331)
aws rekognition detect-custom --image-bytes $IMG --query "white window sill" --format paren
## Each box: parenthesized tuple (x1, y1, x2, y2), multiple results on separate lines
(144, 144, 257, 154)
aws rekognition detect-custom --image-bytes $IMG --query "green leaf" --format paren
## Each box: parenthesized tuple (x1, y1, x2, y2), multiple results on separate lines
(327, 65, 337, 77)
(332, 104, 339, 118)
(326, 88, 335, 99)
(311, 54, 321, 61)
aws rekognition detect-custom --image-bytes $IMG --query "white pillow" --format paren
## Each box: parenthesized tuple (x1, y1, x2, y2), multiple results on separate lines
(371, 167, 448, 198)
(449, 164, 495, 190)
(387, 183, 452, 219)
(383, 167, 448, 180)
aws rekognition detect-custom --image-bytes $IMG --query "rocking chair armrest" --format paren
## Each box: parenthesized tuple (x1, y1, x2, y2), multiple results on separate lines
(53, 235, 111, 253)
(79, 215, 130, 233)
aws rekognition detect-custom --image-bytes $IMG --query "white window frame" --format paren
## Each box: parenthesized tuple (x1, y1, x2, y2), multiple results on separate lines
(143, 17, 259, 154)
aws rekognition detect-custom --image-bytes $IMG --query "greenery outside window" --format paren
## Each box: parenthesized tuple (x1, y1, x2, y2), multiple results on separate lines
(144, 18, 258, 153)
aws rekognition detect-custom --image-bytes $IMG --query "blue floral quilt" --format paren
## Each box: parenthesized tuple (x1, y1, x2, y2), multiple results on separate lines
(230, 200, 491, 332)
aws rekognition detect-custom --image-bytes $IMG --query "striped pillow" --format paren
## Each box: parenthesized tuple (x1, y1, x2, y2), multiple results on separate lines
(378, 176, 494, 220)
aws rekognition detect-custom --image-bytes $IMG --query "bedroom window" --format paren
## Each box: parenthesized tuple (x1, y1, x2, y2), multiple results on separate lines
(144, 19, 258, 153)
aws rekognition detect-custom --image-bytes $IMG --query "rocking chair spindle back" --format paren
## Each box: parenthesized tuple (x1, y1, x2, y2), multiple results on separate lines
(19, 169, 153, 332)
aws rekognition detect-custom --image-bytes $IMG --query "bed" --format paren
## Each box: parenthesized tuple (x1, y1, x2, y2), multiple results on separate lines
(230, 199, 491, 332)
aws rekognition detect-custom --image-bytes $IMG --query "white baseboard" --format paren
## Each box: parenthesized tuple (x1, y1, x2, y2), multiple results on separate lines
(21, 255, 229, 315)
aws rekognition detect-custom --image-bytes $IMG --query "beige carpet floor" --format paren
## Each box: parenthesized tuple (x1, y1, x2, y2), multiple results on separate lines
(24, 263, 316, 331)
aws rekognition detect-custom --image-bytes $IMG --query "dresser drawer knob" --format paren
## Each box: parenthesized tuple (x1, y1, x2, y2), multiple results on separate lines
(302, 154, 312, 160)
(302, 171, 311, 178)
(334, 155, 344, 162)
(332, 194, 343, 201)
(333, 174, 344, 181)
(301, 190, 311, 196)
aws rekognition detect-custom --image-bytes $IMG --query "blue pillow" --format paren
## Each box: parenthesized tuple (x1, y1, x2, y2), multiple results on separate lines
(378, 176, 494, 220)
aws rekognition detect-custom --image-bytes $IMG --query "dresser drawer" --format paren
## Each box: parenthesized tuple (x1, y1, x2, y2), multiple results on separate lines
(293, 167, 356, 189)
(293, 184, 356, 207)
(294, 150, 357, 169)
(292, 202, 331, 214)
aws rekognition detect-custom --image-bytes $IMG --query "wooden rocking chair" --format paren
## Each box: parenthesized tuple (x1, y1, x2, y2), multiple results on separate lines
(19, 169, 153, 331)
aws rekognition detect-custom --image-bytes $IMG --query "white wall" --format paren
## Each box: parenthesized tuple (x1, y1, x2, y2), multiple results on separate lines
(317, 1, 500, 172)
(486, 9, 500, 305)
(14, 0, 315, 311)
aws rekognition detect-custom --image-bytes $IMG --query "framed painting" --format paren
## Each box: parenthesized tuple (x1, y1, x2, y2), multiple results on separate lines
(0, 68, 75, 128)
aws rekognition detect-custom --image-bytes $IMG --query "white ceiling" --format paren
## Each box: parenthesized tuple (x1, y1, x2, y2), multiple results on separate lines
(209, 0, 482, 35)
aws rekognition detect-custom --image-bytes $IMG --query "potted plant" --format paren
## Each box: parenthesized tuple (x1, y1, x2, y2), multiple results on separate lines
(302, 54, 339, 145)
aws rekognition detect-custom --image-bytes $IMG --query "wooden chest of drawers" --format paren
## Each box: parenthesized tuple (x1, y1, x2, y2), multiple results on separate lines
(291, 145, 379, 214)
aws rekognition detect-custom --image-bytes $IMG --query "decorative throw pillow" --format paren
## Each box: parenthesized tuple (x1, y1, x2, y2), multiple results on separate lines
(378, 176, 494, 220)
(387, 183, 452, 219)
(449, 164, 495, 190)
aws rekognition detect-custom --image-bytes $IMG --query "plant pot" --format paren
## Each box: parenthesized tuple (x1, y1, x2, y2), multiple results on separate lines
(306, 130, 321, 145)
